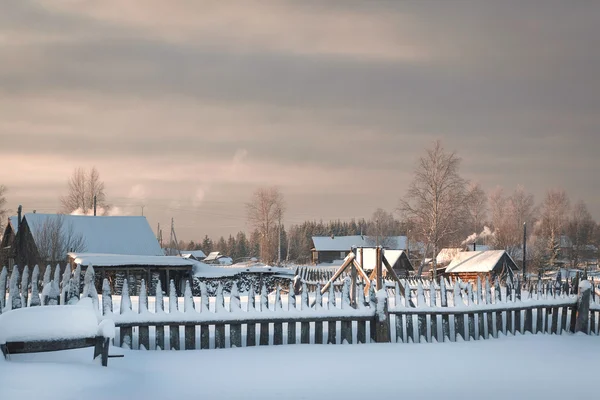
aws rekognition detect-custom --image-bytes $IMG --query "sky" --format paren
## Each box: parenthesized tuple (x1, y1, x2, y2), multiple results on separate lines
(1, 1, 599, 241)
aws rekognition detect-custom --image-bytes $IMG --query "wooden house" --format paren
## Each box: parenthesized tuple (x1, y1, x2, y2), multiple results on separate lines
(311, 235, 407, 265)
(444, 250, 519, 282)
(356, 247, 413, 278)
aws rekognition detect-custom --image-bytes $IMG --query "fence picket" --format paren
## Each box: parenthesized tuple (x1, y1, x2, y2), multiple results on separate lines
(230, 284, 242, 348)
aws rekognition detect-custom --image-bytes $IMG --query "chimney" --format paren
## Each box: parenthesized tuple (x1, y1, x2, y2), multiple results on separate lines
(473, 242, 476, 251)
(17, 205, 22, 231)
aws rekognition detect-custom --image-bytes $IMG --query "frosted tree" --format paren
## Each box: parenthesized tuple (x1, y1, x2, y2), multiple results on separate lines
(183, 280, 195, 313)
(169, 280, 178, 313)
(398, 140, 468, 279)
(20, 265, 30, 307)
(60, 166, 109, 214)
(155, 279, 164, 314)
(0, 266, 7, 312)
(29, 266, 41, 307)
(120, 279, 132, 314)
(245, 186, 285, 264)
(9, 266, 21, 310)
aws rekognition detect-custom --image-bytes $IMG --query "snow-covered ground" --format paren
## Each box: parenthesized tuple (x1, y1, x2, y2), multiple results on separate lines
(1, 334, 597, 400)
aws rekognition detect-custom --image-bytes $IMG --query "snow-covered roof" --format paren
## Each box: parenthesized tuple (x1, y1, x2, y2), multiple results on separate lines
(312, 235, 407, 252)
(436, 248, 463, 265)
(69, 253, 195, 267)
(357, 248, 408, 271)
(445, 250, 517, 273)
(181, 250, 207, 259)
(203, 251, 229, 262)
(18, 213, 163, 257)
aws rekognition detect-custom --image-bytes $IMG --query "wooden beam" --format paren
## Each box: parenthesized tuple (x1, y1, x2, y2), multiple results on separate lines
(319, 253, 355, 295)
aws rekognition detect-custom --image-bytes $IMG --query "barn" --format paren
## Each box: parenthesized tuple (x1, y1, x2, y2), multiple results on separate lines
(444, 250, 519, 282)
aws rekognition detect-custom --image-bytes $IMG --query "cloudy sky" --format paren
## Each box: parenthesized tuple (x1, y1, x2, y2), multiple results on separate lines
(1, 0, 599, 241)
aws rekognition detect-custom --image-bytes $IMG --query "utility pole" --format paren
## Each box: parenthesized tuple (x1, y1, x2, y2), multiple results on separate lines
(141, 205, 145, 216)
(171, 218, 181, 256)
(93, 195, 97, 216)
(277, 214, 282, 266)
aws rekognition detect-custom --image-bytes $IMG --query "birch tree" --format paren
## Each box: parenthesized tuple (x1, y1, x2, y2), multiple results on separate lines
(539, 188, 570, 271)
(398, 140, 468, 278)
(60, 167, 109, 214)
(34, 215, 86, 263)
(245, 186, 285, 264)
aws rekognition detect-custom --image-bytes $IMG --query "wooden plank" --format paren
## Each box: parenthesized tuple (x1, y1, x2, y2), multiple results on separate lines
(550, 307, 559, 334)
(430, 314, 438, 342)
(515, 309, 522, 334)
(492, 312, 500, 338)
(506, 310, 513, 336)
(320, 253, 355, 295)
(230, 323, 242, 348)
(523, 309, 533, 334)
(139, 326, 150, 350)
(184, 326, 195, 350)
(478, 312, 485, 340)
(120, 326, 133, 349)
(156, 326, 165, 350)
(590, 311, 596, 336)
(314, 321, 323, 344)
(169, 325, 180, 350)
(341, 320, 352, 344)
(215, 324, 226, 349)
(406, 314, 415, 343)
(287, 322, 296, 345)
(5, 337, 97, 354)
(467, 313, 475, 341)
(328, 321, 337, 344)
(357, 320, 367, 344)
(441, 314, 450, 342)
(560, 306, 568, 334)
(536, 307, 544, 334)
(246, 323, 256, 347)
(454, 314, 465, 341)
(417, 315, 427, 343)
(259, 323, 269, 346)
(273, 322, 283, 346)
(300, 321, 310, 344)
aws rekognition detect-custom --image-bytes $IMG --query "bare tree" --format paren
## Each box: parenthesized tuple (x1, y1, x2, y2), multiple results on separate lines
(60, 167, 108, 214)
(0, 185, 8, 233)
(365, 208, 400, 247)
(34, 215, 87, 264)
(464, 182, 488, 236)
(539, 188, 570, 271)
(398, 140, 468, 278)
(245, 186, 285, 264)
(566, 200, 594, 268)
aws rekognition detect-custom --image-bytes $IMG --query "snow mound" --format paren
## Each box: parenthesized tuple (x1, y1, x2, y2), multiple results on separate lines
(0, 301, 100, 344)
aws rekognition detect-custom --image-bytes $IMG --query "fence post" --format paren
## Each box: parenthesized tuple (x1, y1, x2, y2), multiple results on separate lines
(375, 289, 390, 343)
(575, 280, 592, 334)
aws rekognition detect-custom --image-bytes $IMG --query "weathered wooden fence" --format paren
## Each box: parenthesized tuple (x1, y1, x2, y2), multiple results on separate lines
(1, 265, 598, 352)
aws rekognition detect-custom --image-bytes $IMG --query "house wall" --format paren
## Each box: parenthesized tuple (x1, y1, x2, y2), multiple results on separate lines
(313, 250, 347, 265)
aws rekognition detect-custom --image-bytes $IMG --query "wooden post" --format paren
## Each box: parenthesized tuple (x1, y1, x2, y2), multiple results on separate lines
(575, 280, 592, 334)
(351, 248, 359, 308)
(375, 290, 390, 343)
(376, 246, 383, 291)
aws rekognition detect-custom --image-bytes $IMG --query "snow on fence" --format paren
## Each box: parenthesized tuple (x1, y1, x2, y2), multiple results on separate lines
(1, 265, 599, 352)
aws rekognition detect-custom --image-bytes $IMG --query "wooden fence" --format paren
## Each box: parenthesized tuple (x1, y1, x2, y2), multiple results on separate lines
(1, 265, 598, 352)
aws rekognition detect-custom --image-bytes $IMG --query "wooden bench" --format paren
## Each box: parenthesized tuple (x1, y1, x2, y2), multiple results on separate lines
(1, 335, 112, 366)
(0, 299, 119, 367)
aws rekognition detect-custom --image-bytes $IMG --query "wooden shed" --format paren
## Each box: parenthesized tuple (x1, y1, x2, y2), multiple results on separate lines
(444, 250, 519, 282)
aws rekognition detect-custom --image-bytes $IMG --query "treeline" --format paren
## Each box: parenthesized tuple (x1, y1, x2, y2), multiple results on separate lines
(179, 214, 406, 265)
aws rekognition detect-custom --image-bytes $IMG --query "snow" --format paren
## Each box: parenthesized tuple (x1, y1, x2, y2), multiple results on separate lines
(0, 298, 100, 344)
(70, 253, 196, 267)
(445, 250, 516, 273)
(192, 261, 294, 278)
(0, 335, 597, 399)
(17, 213, 163, 256)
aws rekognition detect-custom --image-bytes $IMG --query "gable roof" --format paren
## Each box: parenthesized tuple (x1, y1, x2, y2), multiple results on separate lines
(312, 235, 407, 252)
(445, 250, 518, 274)
(18, 213, 163, 257)
(358, 248, 412, 271)
(181, 250, 207, 259)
